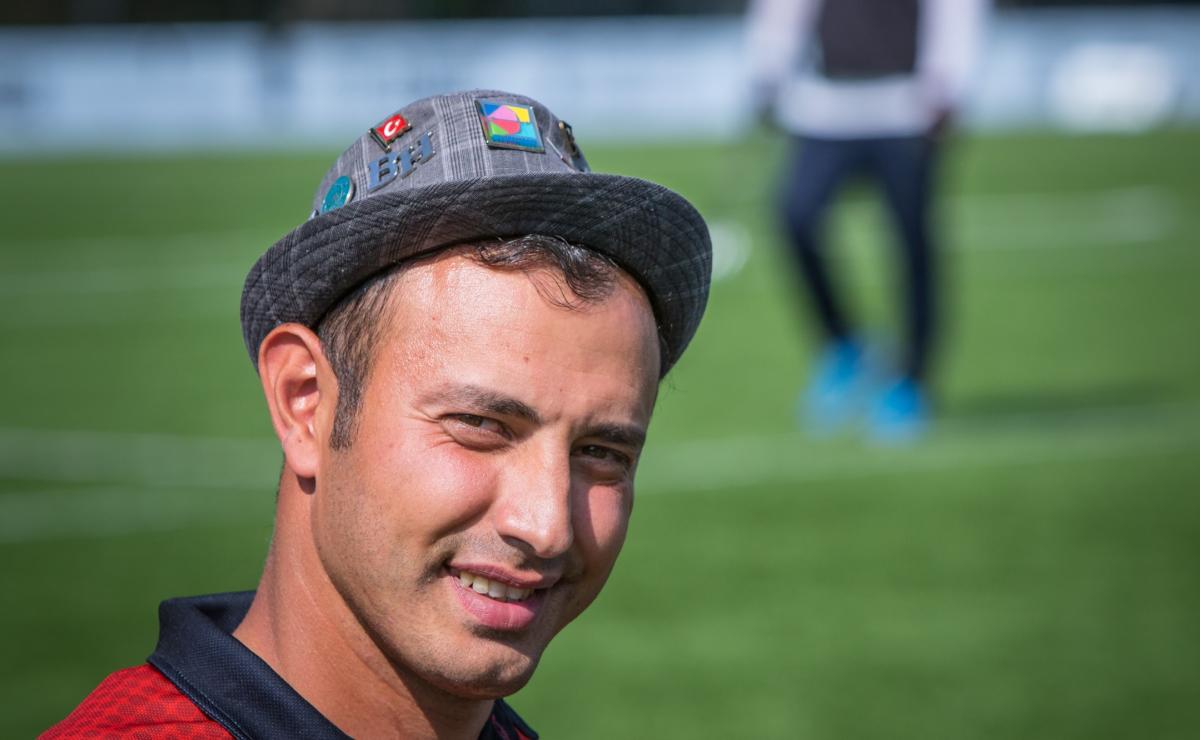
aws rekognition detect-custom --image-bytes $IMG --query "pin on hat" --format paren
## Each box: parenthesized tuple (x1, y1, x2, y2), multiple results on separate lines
(319, 176, 354, 214)
(241, 89, 712, 376)
(476, 99, 544, 152)
(370, 113, 411, 151)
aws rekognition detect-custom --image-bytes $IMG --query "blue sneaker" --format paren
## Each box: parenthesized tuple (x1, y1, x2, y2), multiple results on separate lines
(800, 339, 868, 434)
(869, 377, 930, 443)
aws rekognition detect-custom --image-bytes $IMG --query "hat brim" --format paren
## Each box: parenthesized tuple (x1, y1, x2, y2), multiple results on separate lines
(241, 172, 711, 374)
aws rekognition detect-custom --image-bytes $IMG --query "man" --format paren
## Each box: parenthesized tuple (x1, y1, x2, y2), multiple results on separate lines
(746, 0, 988, 440)
(44, 90, 711, 739)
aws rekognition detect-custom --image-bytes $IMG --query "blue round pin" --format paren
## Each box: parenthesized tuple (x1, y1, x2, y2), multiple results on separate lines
(320, 175, 355, 214)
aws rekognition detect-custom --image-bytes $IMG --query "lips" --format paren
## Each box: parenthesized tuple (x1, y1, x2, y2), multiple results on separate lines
(446, 565, 556, 632)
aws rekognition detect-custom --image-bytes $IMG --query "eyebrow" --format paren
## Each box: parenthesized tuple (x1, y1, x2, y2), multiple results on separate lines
(431, 384, 542, 425)
(584, 423, 647, 451)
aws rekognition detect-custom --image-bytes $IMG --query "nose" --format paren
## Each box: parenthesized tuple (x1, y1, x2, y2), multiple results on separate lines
(493, 441, 574, 559)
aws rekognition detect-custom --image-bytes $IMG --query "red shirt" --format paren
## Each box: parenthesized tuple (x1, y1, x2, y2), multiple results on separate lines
(41, 592, 536, 740)
(43, 664, 229, 739)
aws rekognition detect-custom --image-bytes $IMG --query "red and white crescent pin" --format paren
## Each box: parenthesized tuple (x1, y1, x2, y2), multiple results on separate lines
(370, 113, 411, 151)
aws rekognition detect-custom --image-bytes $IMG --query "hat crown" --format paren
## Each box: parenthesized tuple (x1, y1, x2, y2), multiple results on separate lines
(310, 90, 589, 218)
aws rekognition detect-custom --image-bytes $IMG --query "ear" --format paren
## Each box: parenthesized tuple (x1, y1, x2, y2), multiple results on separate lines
(257, 323, 337, 482)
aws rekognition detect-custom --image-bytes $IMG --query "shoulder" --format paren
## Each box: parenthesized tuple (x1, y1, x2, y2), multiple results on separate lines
(41, 664, 231, 739)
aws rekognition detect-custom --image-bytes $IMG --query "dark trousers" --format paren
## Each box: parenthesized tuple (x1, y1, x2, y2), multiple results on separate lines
(779, 135, 939, 382)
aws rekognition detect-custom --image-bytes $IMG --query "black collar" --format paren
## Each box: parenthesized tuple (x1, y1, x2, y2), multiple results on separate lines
(148, 591, 537, 740)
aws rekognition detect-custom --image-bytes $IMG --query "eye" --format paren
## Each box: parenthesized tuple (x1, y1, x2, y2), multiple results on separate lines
(454, 414, 504, 432)
(574, 445, 633, 479)
(443, 414, 511, 446)
(579, 445, 624, 462)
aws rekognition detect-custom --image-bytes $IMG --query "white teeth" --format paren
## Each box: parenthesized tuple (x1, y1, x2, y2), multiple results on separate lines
(455, 570, 534, 602)
(509, 584, 533, 601)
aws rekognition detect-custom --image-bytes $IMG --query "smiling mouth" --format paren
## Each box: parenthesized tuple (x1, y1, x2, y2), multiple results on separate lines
(452, 569, 536, 603)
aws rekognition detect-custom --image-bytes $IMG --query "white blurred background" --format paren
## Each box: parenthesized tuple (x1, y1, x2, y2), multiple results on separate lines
(1, 4, 1197, 152)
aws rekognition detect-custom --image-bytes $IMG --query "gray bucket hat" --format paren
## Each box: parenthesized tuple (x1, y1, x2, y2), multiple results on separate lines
(240, 89, 712, 375)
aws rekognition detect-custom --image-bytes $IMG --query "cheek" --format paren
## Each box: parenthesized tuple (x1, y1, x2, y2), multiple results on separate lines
(360, 439, 502, 542)
(573, 486, 632, 573)
(317, 441, 505, 602)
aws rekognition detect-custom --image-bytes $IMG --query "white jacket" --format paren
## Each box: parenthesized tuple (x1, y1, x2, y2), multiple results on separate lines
(746, 0, 990, 138)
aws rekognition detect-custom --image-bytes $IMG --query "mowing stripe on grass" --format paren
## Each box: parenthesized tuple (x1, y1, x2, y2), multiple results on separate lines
(0, 485, 270, 543)
(0, 262, 249, 297)
(833, 185, 1180, 252)
(1, 400, 1197, 542)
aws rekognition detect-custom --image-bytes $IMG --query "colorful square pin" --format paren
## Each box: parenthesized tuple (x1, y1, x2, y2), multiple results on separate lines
(476, 99, 544, 153)
(370, 113, 411, 151)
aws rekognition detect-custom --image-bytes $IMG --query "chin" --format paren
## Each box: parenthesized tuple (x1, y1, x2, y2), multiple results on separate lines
(381, 630, 545, 701)
(428, 652, 541, 700)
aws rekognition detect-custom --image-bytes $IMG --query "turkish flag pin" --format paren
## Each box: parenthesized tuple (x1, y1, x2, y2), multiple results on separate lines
(370, 113, 412, 151)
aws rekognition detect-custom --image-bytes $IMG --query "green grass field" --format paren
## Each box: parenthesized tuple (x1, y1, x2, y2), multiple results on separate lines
(2, 129, 1199, 738)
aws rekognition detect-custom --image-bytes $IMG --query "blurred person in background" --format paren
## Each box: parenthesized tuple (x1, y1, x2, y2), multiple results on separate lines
(747, 0, 989, 441)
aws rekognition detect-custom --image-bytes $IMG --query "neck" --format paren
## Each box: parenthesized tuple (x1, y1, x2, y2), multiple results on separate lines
(233, 473, 494, 740)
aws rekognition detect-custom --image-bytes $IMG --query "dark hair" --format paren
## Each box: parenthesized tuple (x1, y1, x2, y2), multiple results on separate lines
(316, 234, 662, 450)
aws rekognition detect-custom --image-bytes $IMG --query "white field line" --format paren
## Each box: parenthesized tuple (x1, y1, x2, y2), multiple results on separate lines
(1, 400, 1197, 542)
(956, 184, 1179, 250)
(954, 185, 1176, 229)
(638, 407, 1200, 495)
(0, 186, 1183, 300)
(0, 427, 280, 490)
(836, 185, 1181, 252)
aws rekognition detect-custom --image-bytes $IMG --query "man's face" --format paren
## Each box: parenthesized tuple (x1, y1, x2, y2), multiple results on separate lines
(311, 253, 661, 699)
